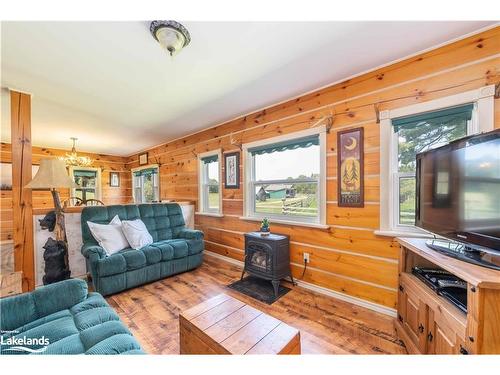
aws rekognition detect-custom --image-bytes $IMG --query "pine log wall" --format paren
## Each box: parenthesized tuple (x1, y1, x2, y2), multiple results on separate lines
(126, 28, 500, 311)
(0, 143, 133, 246)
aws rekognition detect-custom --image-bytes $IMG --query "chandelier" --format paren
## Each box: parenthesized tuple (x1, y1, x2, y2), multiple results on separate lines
(150, 20, 191, 56)
(60, 137, 93, 167)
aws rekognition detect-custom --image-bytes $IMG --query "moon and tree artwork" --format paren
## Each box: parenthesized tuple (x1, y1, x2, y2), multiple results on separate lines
(337, 127, 364, 207)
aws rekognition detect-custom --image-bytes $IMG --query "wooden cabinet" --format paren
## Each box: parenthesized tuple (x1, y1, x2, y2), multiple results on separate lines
(395, 238, 500, 354)
(398, 278, 428, 353)
(427, 309, 465, 354)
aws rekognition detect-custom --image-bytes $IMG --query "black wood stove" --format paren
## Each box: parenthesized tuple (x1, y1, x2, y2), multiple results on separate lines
(241, 232, 295, 297)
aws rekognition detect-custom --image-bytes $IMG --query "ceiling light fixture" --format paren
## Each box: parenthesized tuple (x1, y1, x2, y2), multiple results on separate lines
(150, 20, 191, 56)
(60, 137, 93, 167)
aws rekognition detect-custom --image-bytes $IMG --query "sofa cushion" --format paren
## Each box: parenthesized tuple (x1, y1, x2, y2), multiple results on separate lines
(97, 254, 127, 276)
(2, 315, 79, 354)
(70, 293, 108, 314)
(14, 310, 72, 336)
(0, 292, 37, 332)
(151, 241, 174, 261)
(141, 245, 162, 264)
(85, 333, 143, 355)
(73, 306, 120, 331)
(79, 320, 132, 350)
(164, 240, 189, 259)
(119, 248, 147, 270)
(185, 239, 204, 255)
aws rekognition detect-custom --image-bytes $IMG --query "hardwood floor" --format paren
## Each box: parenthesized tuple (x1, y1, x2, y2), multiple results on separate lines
(106, 255, 407, 354)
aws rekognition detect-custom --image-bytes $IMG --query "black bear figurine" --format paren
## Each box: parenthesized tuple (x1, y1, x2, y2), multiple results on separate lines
(39, 211, 56, 232)
(42, 237, 71, 285)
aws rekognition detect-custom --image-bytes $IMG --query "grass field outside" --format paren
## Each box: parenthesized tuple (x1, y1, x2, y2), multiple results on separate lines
(255, 194, 317, 217)
(208, 192, 220, 208)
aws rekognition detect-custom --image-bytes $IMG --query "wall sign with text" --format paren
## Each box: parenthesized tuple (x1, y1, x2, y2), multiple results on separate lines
(337, 127, 364, 207)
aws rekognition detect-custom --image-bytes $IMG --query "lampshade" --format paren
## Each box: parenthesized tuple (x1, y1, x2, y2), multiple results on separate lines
(25, 158, 78, 189)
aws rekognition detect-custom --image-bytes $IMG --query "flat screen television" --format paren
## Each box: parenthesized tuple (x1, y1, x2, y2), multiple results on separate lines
(415, 129, 500, 268)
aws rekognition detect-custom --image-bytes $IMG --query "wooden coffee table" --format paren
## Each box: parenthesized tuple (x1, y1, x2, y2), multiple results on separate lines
(179, 293, 300, 354)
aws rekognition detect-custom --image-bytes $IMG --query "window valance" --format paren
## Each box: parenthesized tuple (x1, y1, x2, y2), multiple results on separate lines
(392, 104, 473, 132)
(249, 134, 319, 156)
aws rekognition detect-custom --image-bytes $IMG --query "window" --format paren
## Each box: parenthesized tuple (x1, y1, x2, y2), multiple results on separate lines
(132, 166, 159, 203)
(393, 104, 471, 226)
(198, 150, 222, 215)
(378, 85, 495, 235)
(70, 167, 101, 202)
(243, 128, 326, 225)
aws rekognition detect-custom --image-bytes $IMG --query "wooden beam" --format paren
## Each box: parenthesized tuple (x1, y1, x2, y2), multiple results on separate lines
(10, 90, 35, 292)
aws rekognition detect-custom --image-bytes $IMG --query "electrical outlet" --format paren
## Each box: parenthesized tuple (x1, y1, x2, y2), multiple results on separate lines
(303, 252, 310, 263)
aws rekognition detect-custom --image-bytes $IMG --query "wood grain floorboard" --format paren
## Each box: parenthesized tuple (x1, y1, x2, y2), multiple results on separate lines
(106, 256, 406, 354)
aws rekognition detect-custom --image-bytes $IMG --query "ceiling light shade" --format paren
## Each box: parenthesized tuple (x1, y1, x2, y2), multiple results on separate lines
(150, 20, 191, 56)
(25, 158, 78, 189)
(60, 137, 93, 167)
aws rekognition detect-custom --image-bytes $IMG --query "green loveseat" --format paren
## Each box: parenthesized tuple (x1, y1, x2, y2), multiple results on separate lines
(81, 203, 204, 296)
(0, 279, 143, 354)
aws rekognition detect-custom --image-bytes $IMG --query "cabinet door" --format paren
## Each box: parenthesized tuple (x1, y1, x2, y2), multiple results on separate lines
(398, 281, 428, 353)
(428, 309, 466, 354)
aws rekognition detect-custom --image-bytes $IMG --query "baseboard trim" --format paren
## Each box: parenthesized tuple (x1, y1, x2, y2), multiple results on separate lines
(204, 250, 397, 318)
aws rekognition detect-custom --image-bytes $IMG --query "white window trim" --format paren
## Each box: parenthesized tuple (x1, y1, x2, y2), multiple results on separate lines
(241, 126, 327, 227)
(131, 164, 160, 203)
(69, 166, 102, 201)
(197, 149, 223, 216)
(377, 85, 496, 238)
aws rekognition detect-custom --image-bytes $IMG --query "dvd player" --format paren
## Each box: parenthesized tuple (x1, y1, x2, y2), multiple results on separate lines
(412, 266, 467, 314)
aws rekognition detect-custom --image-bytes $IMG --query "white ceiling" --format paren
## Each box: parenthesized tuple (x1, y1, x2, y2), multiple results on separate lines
(1, 21, 494, 156)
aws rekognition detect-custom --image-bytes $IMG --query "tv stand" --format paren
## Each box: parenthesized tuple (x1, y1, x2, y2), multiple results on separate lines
(396, 238, 500, 354)
(425, 239, 500, 271)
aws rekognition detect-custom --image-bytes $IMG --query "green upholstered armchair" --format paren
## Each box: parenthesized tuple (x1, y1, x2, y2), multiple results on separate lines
(0, 279, 144, 354)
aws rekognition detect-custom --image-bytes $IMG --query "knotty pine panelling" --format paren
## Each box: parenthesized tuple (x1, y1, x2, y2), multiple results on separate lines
(0, 143, 133, 242)
(129, 27, 500, 310)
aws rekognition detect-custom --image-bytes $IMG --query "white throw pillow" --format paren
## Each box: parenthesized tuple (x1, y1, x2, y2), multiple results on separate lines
(87, 215, 130, 256)
(121, 219, 153, 250)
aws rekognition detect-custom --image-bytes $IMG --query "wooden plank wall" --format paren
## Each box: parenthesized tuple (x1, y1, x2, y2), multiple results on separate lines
(126, 28, 500, 310)
(0, 143, 133, 246)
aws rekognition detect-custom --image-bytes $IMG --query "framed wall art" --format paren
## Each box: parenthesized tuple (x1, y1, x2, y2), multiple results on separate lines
(224, 152, 240, 189)
(337, 127, 364, 207)
(110, 171, 120, 187)
(139, 152, 148, 165)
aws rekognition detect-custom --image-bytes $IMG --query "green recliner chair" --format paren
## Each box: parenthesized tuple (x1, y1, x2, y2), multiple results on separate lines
(0, 278, 144, 354)
(80, 203, 204, 296)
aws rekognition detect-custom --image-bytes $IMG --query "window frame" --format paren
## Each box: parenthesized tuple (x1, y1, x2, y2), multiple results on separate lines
(197, 149, 223, 216)
(131, 164, 160, 203)
(69, 166, 101, 202)
(242, 126, 327, 227)
(377, 85, 496, 237)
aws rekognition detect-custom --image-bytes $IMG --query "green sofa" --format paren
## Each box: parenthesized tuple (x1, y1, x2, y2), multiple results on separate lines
(0, 279, 143, 354)
(81, 203, 204, 296)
